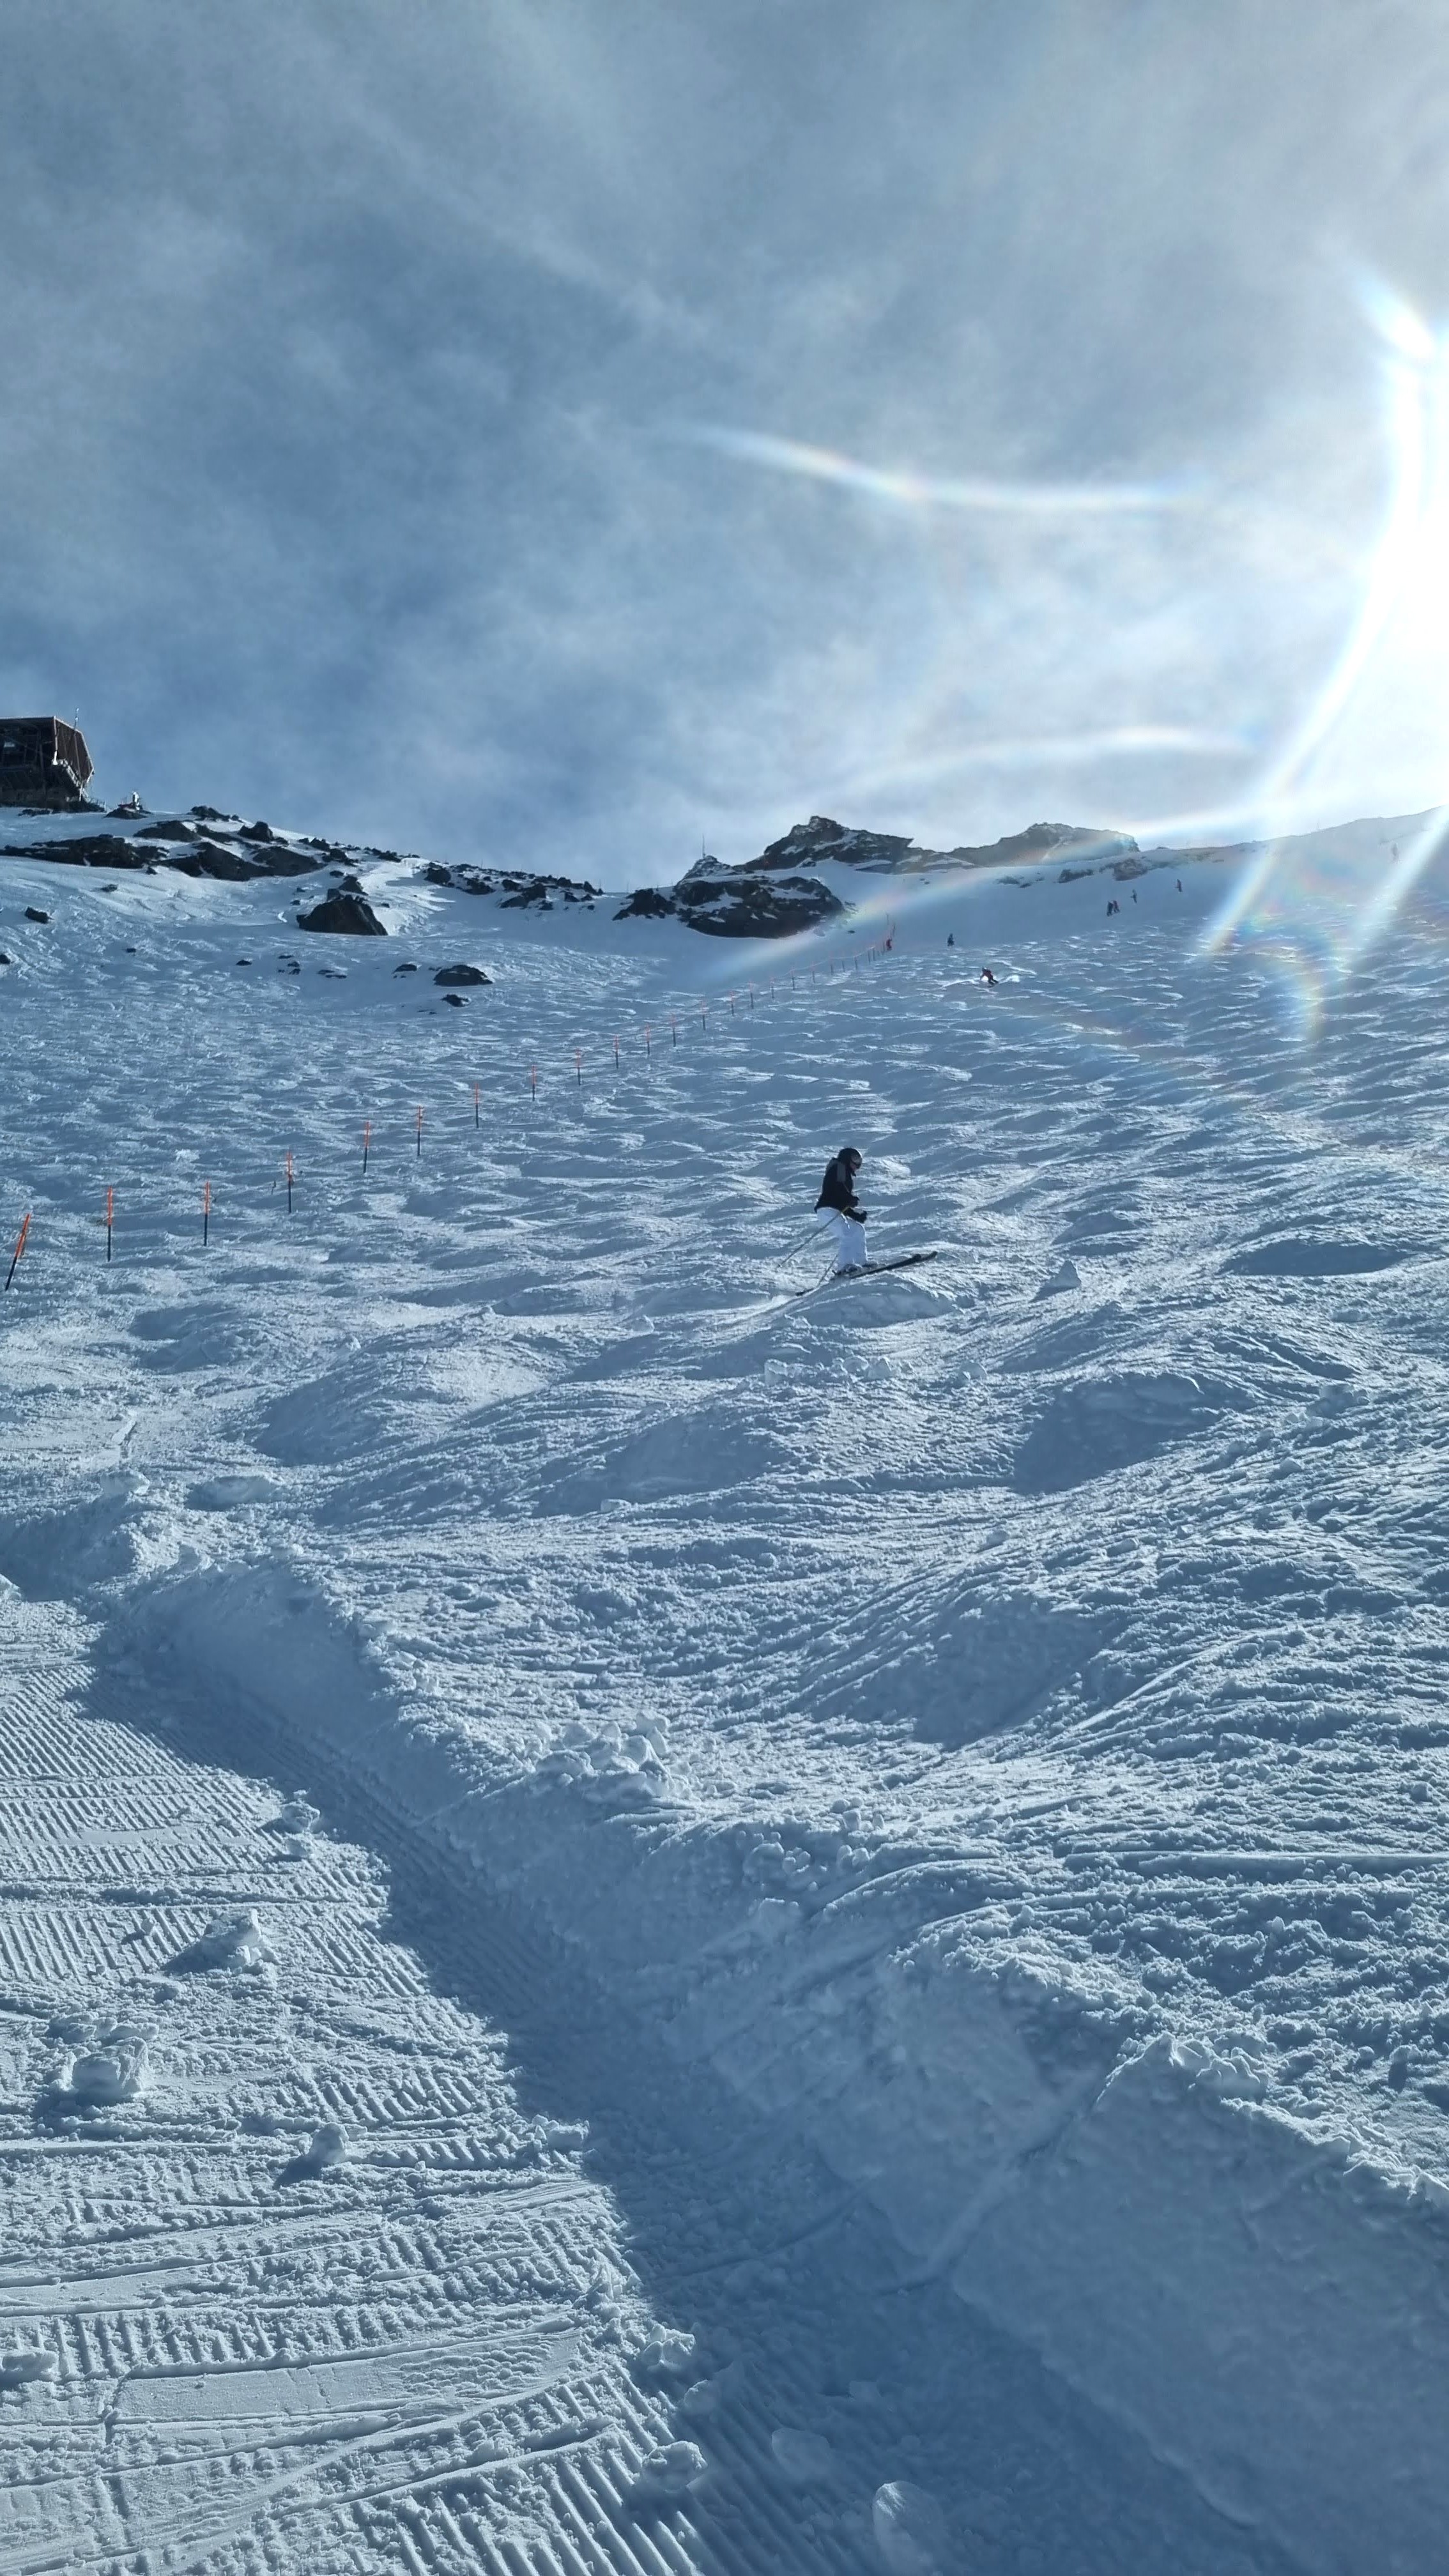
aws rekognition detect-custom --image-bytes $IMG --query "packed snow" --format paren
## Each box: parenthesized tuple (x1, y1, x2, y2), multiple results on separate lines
(2, 807, 1448, 2573)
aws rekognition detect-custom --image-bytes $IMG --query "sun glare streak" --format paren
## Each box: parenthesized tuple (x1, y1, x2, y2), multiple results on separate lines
(687, 425, 1187, 516)
(1198, 287, 1449, 1009)
(839, 724, 1250, 799)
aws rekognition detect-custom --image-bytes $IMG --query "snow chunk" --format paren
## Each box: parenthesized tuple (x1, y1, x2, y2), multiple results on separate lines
(68, 2042, 148, 2106)
(873, 2480, 950, 2573)
(626, 2440, 708, 2507)
(634, 2324, 696, 2379)
(771, 2426, 838, 2485)
(172, 1908, 273, 1971)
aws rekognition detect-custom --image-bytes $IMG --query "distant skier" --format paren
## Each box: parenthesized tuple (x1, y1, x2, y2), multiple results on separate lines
(946, 931, 954, 947)
(815, 1146, 868, 1272)
(980, 965, 997, 987)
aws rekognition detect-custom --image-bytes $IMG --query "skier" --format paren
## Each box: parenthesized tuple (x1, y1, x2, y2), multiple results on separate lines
(815, 1146, 868, 1272)
(980, 965, 997, 987)
(946, 931, 954, 947)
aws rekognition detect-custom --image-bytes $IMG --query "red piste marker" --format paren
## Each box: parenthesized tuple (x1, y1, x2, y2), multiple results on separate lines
(203, 1181, 211, 1248)
(575, 1050, 582, 1088)
(671, 1015, 678, 1046)
(286, 1151, 294, 1215)
(613, 1034, 620, 1069)
(415, 1105, 424, 1161)
(5, 1211, 31, 1292)
(105, 1186, 114, 1264)
(645, 1023, 652, 1062)
(473, 1083, 480, 1129)
(529, 1065, 537, 1102)
(362, 1119, 371, 1174)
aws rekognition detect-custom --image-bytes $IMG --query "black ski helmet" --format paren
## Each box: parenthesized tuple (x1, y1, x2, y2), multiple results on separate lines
(840, 1145, 862, 1168)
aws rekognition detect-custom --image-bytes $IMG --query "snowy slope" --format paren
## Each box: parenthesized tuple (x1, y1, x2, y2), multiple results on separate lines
(3, 813, 1449, 2573)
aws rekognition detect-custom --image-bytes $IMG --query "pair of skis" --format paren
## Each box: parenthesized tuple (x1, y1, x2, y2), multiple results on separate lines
(792, 1249, 939, 1298)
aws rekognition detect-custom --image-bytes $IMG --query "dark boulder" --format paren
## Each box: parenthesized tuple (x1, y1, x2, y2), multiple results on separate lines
(24, 906, 49, 923)
(434, 962, 491, 986)
(443, 992, 466, 1007)
(134, 817, 197, 841)
(297, 891, 387, 936)
(615, 885, 674, 919)
(238, 818, 277, 843)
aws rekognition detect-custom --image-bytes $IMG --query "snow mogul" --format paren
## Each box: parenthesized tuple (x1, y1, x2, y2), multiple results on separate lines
(815, 1146, 868, 1273)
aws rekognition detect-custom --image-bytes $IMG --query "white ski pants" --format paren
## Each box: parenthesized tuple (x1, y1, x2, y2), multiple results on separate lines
(816, 1208, 868, 1271)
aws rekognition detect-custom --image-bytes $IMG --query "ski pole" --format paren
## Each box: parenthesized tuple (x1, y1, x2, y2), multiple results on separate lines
(4, 1211, 31, 1291)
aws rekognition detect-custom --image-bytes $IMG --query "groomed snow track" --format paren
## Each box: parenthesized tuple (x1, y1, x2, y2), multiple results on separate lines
(1, 1581, 1300, 2576)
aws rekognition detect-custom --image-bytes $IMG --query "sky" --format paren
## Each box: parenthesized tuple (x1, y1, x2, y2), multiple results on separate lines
(6, 1, 1449, 882)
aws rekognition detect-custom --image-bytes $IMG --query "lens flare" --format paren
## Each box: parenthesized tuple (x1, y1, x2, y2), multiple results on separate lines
(1199, 285, 1449, 1015)
(687, 425, 1187, 516)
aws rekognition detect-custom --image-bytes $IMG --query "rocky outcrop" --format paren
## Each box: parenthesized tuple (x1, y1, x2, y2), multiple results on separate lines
(170, 839, 320, 882)
(615, 885, 674, 920)
(747, 815, 916, 873)
(675, 857, 844, 937)
(423, 861, 599, 907)
(616, 856, 845, 937)
(434, 962, 491, 986)
(744, 813, 1140, 875)
(296, 891, 387, 936)
(3, 834, 153, 870)
(4, 818, 327, 879)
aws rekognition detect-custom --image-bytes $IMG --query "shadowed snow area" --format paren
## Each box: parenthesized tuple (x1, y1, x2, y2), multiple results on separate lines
(4, 838, 1449, 2572)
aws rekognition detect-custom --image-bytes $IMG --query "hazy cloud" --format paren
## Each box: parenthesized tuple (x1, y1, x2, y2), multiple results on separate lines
(4, 1, 1449, 876)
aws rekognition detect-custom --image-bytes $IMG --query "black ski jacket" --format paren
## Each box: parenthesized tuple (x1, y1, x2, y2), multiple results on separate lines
(816, 1153, 865, 1218)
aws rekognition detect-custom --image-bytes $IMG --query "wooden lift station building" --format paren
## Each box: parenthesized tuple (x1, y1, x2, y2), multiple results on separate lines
(0, 717, 93, 808)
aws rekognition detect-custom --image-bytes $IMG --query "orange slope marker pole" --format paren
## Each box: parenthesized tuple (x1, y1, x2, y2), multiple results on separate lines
(4, 1212, 31, 1292)
(415, 1105, 424, 1162)
(105, 1186, 113, 1264)
(362, 1119, 371, 1174)
(286, 1152, 294, 1216)
(473, 1083, 480, 1130)
(203, 1181, 211, 1248)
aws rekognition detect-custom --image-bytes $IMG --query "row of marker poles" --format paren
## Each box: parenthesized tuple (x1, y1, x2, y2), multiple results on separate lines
(10, 937, 906, 1284)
